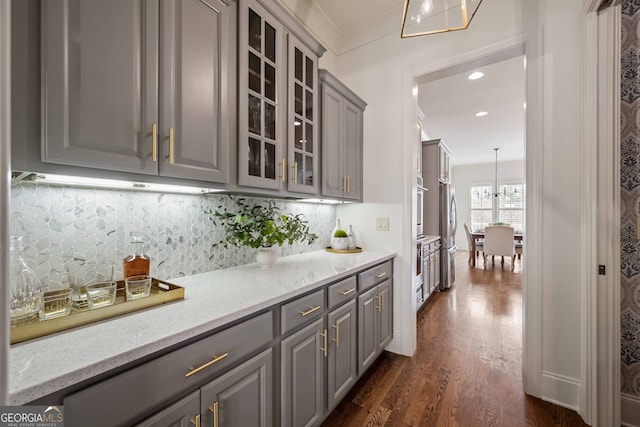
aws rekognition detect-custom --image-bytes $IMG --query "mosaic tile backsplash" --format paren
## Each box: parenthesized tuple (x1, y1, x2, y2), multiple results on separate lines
(10, 183, 336, 285)
(621, 0, 640, 397)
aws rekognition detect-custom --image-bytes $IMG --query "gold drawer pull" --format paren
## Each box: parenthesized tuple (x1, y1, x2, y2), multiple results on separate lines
(375, 271, 387, 278)
(190, 414, 200, 427)
(208, 402, 219, 427)
(332, 322, 340, 347)
(300, 305, 321, 317)
(340, 288, 356, 296)
(185, 353, 229, 378)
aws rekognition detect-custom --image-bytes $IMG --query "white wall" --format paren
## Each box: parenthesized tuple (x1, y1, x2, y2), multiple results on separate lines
(452, 160, 525, 250)
(325, 0, 587, 415)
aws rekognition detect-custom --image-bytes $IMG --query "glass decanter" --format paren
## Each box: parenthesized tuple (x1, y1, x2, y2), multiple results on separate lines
(10, 233, 43, 326)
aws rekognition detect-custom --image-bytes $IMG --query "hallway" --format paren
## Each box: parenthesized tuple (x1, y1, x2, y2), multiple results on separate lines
(322, 251, 588, 426)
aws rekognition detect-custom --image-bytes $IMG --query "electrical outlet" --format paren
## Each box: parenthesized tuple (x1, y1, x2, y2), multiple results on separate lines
(376, 217, 389, 231)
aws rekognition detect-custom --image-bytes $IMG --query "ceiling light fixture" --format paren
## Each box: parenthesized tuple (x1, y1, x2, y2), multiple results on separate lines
(475, 111, 488, 117)
(468, 71, 484, 80)
(401, 0, 483, 38)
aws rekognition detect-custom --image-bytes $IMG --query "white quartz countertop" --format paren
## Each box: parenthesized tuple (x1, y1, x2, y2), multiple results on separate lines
(9, 249, 395, 405)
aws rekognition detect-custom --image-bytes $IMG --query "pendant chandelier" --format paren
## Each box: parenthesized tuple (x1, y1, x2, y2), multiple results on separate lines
(401, 0, 483, 38)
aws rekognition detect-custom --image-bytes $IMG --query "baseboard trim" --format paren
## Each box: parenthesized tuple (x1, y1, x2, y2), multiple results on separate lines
(622, 393, 640, 427)
(540, 371, 580, 411)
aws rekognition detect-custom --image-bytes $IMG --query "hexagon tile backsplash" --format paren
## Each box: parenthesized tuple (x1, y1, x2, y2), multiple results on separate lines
(10, 183, 336, 284)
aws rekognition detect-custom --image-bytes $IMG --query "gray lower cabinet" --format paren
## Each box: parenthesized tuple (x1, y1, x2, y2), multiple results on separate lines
(137, 349, 273, 427)
(281, 317, 325, 427)
(39, 0, 229, 182)
(327, 299, 357, 411)
(200, 348, 273, 427)
(319, 69, 366, 201)
(136, 390, 200, 427)
(358, 279, 393, 374)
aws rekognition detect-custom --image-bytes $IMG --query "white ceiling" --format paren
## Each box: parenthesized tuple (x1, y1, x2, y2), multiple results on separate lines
(418, 55, 526, 167)
(280, 0, 525, 168)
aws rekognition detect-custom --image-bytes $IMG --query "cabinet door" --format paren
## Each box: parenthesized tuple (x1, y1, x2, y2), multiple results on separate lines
(434, 247, 441, 291)
(136, 390, 200, 427)
(358, 286, 378, 374)
(238, 0, 286, 190)
(377, 280, 393, 351)
(320, 83, 345, 198)
(42, 0, 158, 174)
(287, 37, 319, 194)
(281, 318, 325, 427)
(342, 98, 363, 201)
(201, 348, 273, 427)
(160, 0, 229, 183)
(327, 300, 357, 411)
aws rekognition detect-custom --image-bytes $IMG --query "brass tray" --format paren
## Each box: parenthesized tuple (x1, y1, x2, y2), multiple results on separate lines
(10, 278, 184, 345)
(325, 246, 363, 254)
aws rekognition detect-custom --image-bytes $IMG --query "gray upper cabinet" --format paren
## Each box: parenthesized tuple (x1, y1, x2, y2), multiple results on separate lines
(319, 69, 366, 201)
(286, 36, 319, 194)
(41, 0, 159, 175)
(159, 0, 230, 183)
(238, 0, 286, 190)
(41, 0, 229, 183)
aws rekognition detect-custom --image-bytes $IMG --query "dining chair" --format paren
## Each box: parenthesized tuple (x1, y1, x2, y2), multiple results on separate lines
(463, 223, 483, 265)
(482, 225, 516, 271)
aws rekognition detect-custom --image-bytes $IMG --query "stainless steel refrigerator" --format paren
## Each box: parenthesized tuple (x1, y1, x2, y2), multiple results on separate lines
(439, 183, 457, 290)
(421, 139, 457, 290)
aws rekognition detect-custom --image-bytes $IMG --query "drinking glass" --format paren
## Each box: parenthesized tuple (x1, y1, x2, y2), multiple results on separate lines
(67, 262, 114, 308)
(39, 288, 72, 320)
(125, 275, 152, 301)
(86, 281, 117, 309)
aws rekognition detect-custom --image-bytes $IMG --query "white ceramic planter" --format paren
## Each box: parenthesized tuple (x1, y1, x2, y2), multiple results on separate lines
(256, 247, 277, 267)
(331, 237, 349, 250)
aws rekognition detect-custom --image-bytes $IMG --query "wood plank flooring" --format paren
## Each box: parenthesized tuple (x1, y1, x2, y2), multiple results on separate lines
(322, 251, 589, 427)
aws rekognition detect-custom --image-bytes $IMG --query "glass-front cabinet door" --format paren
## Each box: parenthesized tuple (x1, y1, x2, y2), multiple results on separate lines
(287, 37, 318, 194)
(238, 0, 285, 190)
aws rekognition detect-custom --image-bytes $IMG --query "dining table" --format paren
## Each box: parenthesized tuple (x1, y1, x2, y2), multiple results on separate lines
(469, 230, 524, 267)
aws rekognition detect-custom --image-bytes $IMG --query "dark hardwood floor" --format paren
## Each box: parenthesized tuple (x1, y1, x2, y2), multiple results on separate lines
(322, 251, 589, 427)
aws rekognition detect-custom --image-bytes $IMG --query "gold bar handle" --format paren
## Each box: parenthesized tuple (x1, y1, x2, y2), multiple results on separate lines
(291, 161, 298, 184)
(208, 402, 219, 427)
(151, 123, 157, 162)
(340, 288, 356, 296)
(342, 175, 347, 192)
(375, 272, 387, 278)
(190, 414, 201, 427)
(380, 293, 384, 311)
(185, 353, 229, 378)
(320, 329, 328, 357)
(347, 175, 350, 193)
(169, 127, 175, 164)
(332, 323, 340, 347)
(300, 305, 320, 317)
(375, 294, 381, 311)
(281, 158, 286, 182)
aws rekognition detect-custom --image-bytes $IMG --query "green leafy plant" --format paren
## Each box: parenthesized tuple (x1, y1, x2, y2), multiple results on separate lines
(205, 196, 318, 249)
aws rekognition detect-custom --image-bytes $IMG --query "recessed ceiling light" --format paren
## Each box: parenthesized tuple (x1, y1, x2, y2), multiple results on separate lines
(475, 111, 488, 117)
(468, 71, 484, 80)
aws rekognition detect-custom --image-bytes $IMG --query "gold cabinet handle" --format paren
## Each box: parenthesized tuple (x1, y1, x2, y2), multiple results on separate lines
(340, 288, 356, 296)
(151, 123, 158, 162)
(342, 175, 347, 192)
(380, 293, 384, 311)
(347, 175, 350, 193)
(332, 323, 340, 347)
(320, 328, 328, 357)
(300, 305, 320, 317)
(375, 294, 381, 311)
(291, 161, 298, 184)
(190, 414, 201, 427)
(208, 402, 219, 427)
(375, 271, 387, 278)
(169, 127, 175, 164)
(281, 158, 286, 182)
(185, 353, 229, 378)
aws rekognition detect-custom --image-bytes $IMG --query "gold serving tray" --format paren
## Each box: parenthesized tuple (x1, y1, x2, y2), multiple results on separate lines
(325, 246, 363, 254)
(10, 278, 184, 345)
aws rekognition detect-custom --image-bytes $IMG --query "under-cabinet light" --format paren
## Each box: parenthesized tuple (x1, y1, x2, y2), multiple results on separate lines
(299, 198, 349, 205)
(475, 111, 488, 117)
(468, 71, 484, 80)
(25, 173, 224, 194)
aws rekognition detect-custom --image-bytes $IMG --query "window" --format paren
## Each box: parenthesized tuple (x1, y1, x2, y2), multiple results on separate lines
(470, 183, 525, 231)
(470, 185, 493, 231)
(498, 184, 524, 232)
